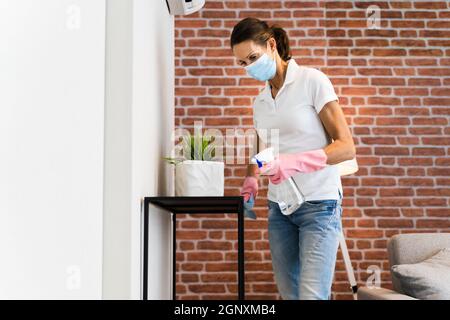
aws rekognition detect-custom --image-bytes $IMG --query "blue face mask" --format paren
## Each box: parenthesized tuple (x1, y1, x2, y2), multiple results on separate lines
(245, 52, 276, 81)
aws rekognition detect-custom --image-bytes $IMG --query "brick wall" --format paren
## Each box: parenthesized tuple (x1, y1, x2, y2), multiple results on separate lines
(173, 0, 450, 300)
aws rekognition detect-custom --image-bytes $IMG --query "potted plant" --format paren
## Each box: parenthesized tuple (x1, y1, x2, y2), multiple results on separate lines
(164, 132, 224, 196)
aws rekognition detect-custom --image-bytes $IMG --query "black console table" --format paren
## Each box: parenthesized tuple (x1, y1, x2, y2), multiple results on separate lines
(142, 196, 245, 300)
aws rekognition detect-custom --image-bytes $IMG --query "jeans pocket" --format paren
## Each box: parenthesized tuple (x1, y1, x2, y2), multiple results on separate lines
(331, 204, 343, 233)
(267, 200, 279, 219)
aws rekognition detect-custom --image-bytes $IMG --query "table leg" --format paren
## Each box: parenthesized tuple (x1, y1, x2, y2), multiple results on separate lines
(143, 200, 149, 300)
(238, 204, 245, 300)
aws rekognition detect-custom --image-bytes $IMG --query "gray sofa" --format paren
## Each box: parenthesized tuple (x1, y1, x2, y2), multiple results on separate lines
(358, 233, 450, 300)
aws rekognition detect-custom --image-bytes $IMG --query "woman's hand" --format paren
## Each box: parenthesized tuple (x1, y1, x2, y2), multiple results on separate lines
(240, 176, 258, 202)
(240, 164, 260, 202)
(263, 149, 328, 184)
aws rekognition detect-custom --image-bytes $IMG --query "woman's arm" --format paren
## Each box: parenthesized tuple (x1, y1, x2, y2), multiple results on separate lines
(250, 102, 354, 185)
(319, 100, 356, 165)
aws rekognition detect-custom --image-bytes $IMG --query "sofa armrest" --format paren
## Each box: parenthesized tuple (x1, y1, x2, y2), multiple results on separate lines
(357, 286, 417, 300)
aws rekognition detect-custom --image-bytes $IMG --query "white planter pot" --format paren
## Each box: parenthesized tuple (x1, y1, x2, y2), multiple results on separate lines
(175, 160, 224, 196)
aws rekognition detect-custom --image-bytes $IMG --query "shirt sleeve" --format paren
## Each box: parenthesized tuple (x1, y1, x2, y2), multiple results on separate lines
(308, 68, 339, 114)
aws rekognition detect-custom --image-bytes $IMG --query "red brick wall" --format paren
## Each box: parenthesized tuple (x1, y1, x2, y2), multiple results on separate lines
(173, 1, 450, 300)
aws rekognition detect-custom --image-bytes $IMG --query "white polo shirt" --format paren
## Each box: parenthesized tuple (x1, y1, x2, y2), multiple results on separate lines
(252, 58, 343, 202)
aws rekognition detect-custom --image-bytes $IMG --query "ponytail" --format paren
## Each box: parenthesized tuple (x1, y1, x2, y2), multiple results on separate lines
(270, 25, 292, 62)
(230, 18, 292, 62)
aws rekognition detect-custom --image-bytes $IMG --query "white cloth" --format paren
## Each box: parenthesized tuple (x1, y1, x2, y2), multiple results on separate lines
(252, 58, 343, 202)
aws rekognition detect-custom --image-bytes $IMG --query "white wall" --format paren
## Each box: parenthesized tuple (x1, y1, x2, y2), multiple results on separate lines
(102, 0, 174, 299)
(0, 0, 105, 299)
(132, 0, 174, 300)
(0, 0, 174, 299)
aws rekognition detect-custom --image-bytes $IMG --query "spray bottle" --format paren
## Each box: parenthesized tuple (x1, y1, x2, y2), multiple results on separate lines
(251, 147, 305, 215)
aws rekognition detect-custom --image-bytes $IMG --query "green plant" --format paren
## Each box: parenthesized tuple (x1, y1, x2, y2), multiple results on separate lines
(163, 133, 218, 164)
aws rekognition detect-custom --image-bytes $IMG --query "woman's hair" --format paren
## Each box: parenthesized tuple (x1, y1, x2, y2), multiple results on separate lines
(230, 17, 292, 62)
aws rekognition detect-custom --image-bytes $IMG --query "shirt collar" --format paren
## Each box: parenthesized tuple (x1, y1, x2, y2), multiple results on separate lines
(260, 58, 300, 102)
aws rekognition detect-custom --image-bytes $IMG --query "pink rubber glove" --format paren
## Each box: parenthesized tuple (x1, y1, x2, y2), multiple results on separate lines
(263, 149, 328, 185)
(240, 176, 258, 202)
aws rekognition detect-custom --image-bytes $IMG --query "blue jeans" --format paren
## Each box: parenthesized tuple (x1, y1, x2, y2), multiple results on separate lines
(268, 195, 343, 300)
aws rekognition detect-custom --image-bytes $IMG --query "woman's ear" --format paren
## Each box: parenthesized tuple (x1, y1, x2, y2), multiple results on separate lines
(267, 37, 277, 53)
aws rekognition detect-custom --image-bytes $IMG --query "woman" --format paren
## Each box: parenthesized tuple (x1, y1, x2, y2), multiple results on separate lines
(231, 18, 356, 300)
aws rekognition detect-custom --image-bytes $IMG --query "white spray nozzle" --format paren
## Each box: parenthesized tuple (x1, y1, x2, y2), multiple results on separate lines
(251, 147, 275, 172)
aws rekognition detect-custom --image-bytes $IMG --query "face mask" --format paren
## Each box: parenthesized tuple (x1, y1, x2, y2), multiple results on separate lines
(245, 52, 276, 81)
